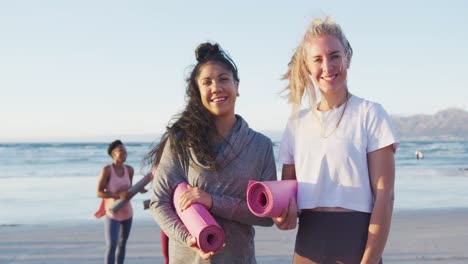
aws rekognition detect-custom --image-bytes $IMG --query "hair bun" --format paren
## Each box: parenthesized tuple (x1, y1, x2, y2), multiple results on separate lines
(195, 43, 221, 62)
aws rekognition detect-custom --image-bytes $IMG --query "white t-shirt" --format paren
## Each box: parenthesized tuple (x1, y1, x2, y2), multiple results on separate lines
(279, 95, 399, 213)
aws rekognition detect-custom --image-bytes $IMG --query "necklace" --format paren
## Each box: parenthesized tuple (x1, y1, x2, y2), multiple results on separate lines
(313, 90, 349, 138)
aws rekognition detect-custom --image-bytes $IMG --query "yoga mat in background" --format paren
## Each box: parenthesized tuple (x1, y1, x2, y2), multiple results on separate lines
(111, 175, 150, 213)
(247, 180, 297, 217)
(93, 198, 106, 218)
(173, 182, 224, 253)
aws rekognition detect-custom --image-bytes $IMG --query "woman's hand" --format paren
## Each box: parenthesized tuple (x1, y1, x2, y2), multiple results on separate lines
(139, 172, 153, 194)
(179, 185, 213, 211)
(272, 198, 298, 230)
(187, 235, 214, 260)
(186, 235, 224, 260)
(117, 191, 132, 200)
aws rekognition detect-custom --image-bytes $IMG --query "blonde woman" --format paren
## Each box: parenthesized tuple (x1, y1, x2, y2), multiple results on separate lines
(274, 17, 399, 264)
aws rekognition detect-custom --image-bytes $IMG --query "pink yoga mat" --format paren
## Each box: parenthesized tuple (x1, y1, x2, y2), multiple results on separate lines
(94, 198, 106, 219)
(173, 182, 224, 253)
(247, 180, 297, 217)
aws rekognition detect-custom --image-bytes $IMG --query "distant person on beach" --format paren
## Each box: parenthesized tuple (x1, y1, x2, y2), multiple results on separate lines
(145, 42, 276, 263)
(274, 17, 399, 263)
(96, 140, 137, 264)
(415, 150, 424, 159)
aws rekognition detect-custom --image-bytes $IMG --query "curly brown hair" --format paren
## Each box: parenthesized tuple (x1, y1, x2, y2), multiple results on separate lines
(144, 42, 239, 172)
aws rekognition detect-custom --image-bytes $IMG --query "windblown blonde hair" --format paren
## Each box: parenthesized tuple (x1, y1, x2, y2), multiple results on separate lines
(283, 16, 353, 112)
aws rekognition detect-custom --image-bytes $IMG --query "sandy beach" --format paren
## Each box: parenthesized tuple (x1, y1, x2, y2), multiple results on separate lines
(1, 209, 467, 264)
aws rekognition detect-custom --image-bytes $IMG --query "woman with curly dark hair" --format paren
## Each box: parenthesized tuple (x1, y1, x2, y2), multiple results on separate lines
(146, 42, 276, 263)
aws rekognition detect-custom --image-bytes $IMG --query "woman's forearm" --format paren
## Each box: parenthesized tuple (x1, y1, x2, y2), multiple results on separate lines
(361, 196, 394, 264)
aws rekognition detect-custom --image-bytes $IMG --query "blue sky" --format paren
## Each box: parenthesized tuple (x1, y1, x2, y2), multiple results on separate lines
(1, 0, 467, 142)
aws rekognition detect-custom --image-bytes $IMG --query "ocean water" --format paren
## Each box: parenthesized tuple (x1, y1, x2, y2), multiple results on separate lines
(0, 140, 467, 225)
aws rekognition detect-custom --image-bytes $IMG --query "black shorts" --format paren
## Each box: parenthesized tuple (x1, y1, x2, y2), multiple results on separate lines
(293, 211, 382, 264)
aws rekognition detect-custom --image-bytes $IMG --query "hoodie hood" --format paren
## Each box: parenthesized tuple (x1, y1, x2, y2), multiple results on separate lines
(189, 115, 257, 169)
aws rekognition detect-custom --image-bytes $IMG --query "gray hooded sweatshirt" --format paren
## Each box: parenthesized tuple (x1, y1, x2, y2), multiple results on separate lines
(150, 116, 276, 264)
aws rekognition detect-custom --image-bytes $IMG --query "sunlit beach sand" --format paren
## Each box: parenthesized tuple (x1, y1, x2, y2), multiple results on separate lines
(1, 209, 467, 264)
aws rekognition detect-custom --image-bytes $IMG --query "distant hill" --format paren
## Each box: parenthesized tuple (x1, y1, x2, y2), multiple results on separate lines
(263, 108, 468, 142)
(391, 108, 468, 141)
(6, 108, 466, 143)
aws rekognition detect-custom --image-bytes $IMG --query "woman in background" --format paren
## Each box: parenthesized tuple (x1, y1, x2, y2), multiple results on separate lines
(96, 139, 135, 264)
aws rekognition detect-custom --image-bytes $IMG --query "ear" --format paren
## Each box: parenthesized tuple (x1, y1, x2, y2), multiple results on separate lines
(235, 81, 239, 96)
(346, 55, 352, 69)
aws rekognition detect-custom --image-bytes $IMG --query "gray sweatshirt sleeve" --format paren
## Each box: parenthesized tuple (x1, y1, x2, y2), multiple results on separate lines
(210, 140, 277, 227)
(150, 141, 190, 245)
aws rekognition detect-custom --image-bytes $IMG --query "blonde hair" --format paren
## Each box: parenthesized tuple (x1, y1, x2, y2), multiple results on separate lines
(283, 16, 353, 112)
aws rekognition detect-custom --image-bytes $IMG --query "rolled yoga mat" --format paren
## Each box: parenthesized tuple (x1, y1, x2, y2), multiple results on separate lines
(111, 175, 150, 213)
(247, 180, 297, 217)
(173, 182, 225, 253)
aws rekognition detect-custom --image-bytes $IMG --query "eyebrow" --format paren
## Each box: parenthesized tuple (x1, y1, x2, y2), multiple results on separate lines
(199, 73, 230, 81)
(218, 73, 230, 78)
(311, 50, 342, 58)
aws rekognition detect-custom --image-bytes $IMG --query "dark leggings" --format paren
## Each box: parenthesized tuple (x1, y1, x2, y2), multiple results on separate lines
(294, 211, 382, 264)
(104, 217, 132, 264)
